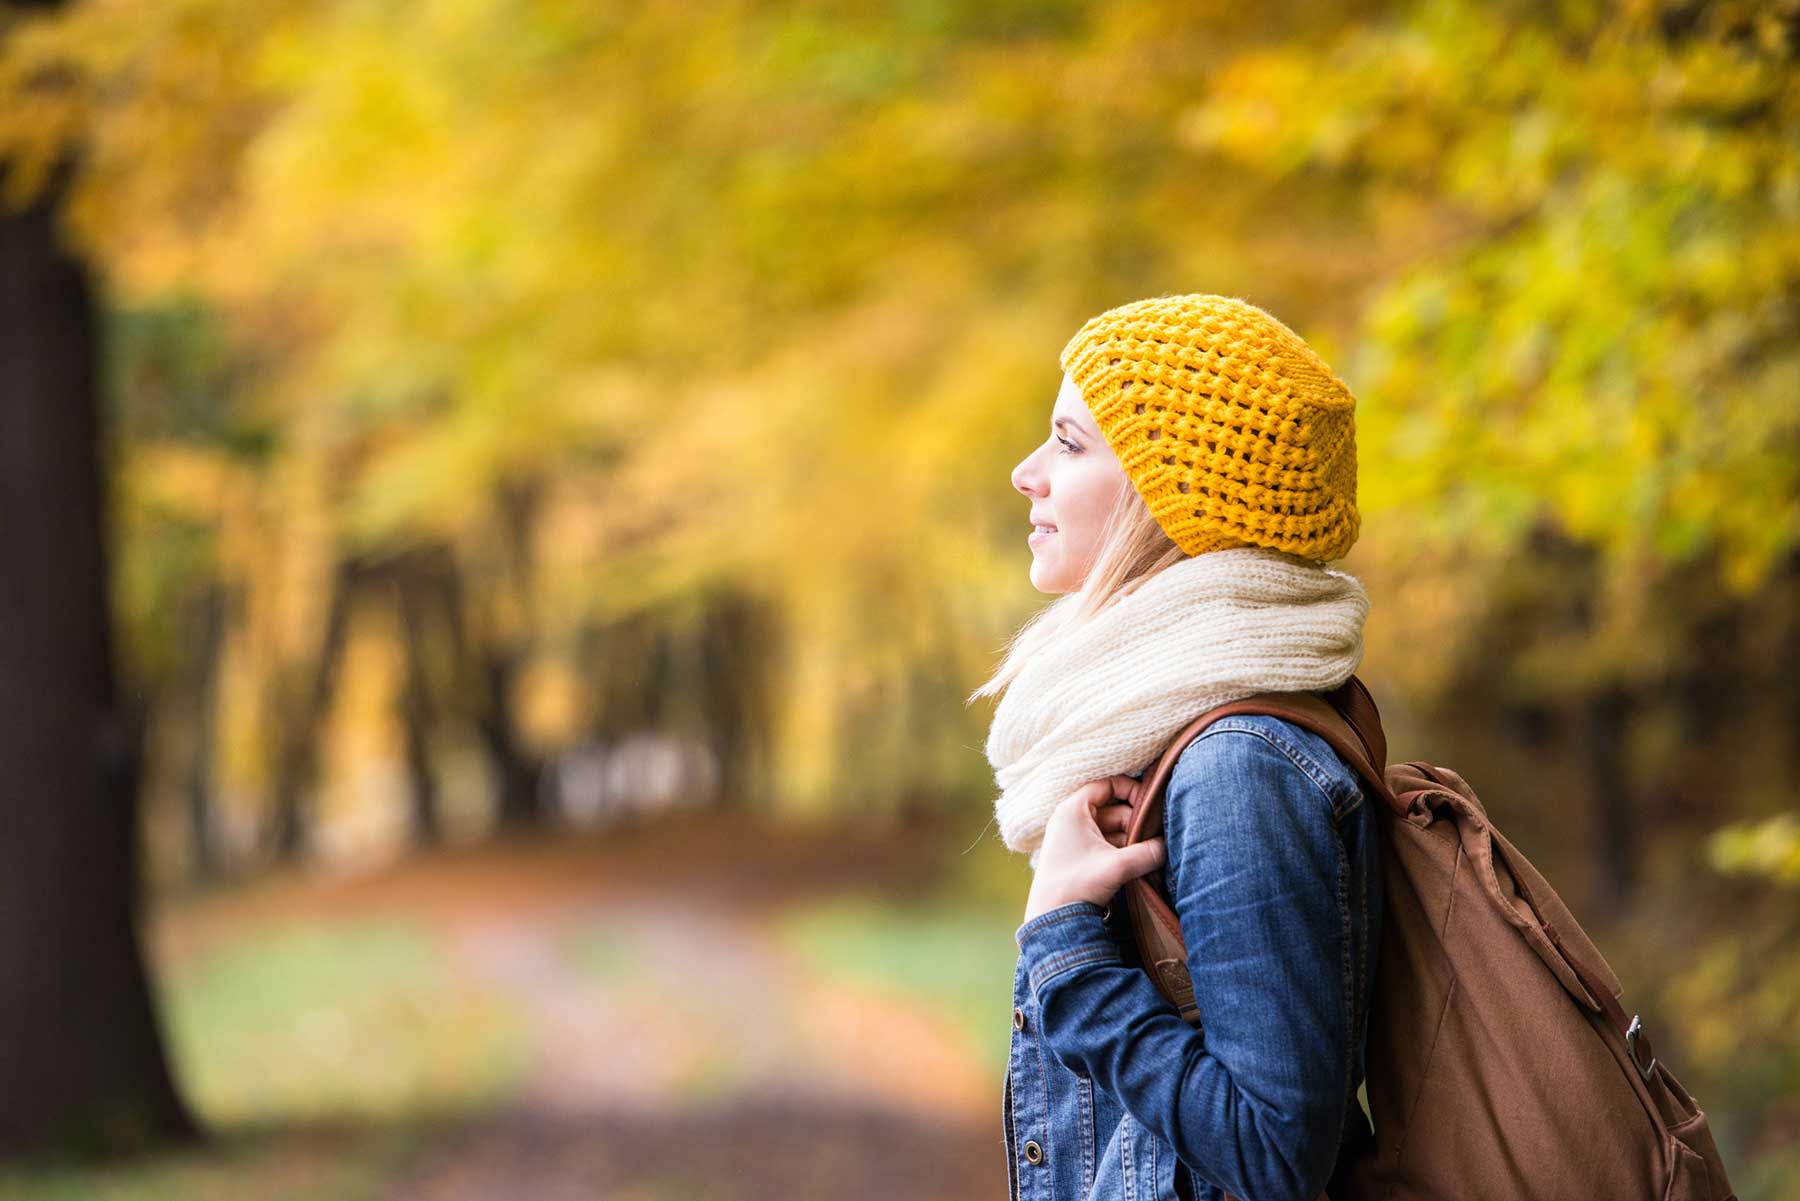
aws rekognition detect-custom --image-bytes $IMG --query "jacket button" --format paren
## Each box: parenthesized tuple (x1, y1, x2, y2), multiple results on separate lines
(1013, 1006, 1026, 1031)
(1023, 1139, 1042, 1164)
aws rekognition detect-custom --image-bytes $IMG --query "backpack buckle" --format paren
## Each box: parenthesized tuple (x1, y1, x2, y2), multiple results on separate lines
(1625, 1014, 1657, 1082)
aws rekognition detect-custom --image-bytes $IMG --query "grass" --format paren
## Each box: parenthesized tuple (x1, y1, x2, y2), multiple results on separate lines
(162, 918, 529, 1126)
(0, 1124, 428, 1201)
(771, 884, 1022, 1081)
(768, 830, 1029, 1081)
(0, 918, 530, 1201)
(562, 923, 643, 983)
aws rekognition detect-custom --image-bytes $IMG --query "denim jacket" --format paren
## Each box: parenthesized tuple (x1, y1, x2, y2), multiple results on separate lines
(1002, 713, 1383, 1201)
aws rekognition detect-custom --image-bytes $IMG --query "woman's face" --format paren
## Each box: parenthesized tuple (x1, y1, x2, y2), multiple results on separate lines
(1010, 372, 1131, 594)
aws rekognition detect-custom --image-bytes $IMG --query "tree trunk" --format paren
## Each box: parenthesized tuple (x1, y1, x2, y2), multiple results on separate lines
(480, 645, 543, 828)
(268, 559, 357, 861)
(393, 565, 443, 846)
(0, 151, 195, 1153)
(1585, 684, 1636, 918)
(1785, 548, 1800, 790)
(185, 583, 227, 881)
(431, 554, 543, 830)
(688, 592, 780, 810)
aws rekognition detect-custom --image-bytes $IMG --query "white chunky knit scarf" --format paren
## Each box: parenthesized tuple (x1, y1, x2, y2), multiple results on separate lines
(984, 546, 1369, 870)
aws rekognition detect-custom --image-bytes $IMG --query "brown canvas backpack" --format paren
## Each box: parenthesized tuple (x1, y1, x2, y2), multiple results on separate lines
(1109, 674, 1735, 1201)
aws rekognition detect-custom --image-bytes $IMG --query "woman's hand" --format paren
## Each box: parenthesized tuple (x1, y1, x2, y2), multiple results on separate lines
(1023, 775, 1167, 923)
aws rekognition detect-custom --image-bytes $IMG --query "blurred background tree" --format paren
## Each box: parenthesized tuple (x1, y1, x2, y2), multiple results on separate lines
(0, 0, 1794, 1194)
(0, 0, 195, 1155)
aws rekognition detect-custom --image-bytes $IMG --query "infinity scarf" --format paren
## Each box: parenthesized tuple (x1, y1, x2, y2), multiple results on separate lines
(984, 546, 1369, 870)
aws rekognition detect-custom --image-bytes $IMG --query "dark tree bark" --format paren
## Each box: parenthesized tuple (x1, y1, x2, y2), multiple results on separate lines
(640, 623, 676, 729)
(1789, 550, 1800, 788)
(0, 152, 195, 1152)
(268, 559, 358, 861)
(1651, 569, 1742, 823)
(489, 479, 545, 824)
(1585, 684, 1637, 918)
(393, 564, 443, 846)
(592, 610, 656, 733)
(693, 593, 776, 809)
(432, 553, 544, 829)
(480, 644, 545, 828)
(185, 584, 228, 880)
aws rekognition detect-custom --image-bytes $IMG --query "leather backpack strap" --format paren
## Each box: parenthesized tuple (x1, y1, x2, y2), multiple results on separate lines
(1199, 681, 1397, 807)
(1123, 674, 1397, 845)
(1122, 709, 1236, 844)
(1322, 675, 1388, 782)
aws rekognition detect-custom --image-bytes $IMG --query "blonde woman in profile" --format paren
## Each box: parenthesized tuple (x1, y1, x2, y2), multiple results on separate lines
(969, 294, 1378, 1201)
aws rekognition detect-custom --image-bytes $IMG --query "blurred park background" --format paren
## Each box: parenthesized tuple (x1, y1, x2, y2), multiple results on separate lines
(1, 0, 1797, 1197)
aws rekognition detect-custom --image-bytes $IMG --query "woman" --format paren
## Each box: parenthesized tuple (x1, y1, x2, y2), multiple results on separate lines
(968, 294, 1382, 1201)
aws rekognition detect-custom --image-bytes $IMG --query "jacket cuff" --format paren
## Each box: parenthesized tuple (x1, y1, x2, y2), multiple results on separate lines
(1015, 900, 1121, 995)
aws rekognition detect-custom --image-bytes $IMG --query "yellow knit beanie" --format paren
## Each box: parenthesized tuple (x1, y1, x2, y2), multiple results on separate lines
(1060, 293, 1360, 562)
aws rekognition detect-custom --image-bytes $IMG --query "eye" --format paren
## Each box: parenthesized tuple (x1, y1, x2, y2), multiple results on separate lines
(1056, 436, 1080, 455)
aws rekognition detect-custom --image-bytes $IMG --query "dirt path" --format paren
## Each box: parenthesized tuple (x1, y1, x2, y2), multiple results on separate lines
(351, 815, 1007, 1200)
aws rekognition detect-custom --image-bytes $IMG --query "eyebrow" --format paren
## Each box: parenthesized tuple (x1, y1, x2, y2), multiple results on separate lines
(1053, 415, 1097, 439)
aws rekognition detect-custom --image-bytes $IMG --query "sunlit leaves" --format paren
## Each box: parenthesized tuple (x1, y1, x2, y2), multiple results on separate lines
(5, 0, 1795, 816)
(1709, 812, 1800, 886)
(1218, 4, 1797, 580)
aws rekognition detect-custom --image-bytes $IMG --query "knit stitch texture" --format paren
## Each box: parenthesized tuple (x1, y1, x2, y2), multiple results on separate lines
(985, 546, 1368, 869)
(1060, 294, 1360, 562)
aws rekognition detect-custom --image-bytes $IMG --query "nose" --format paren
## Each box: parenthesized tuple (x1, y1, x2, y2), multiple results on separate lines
(1012, 445, 1046, 499)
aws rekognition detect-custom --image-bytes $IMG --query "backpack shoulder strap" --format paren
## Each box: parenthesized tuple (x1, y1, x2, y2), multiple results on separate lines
(1203, 677, 1395, 805)
(1126, 675, 1399, 844)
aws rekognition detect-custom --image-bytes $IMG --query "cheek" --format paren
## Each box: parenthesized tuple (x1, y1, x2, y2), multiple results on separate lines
(1067, 469, 1124, 530)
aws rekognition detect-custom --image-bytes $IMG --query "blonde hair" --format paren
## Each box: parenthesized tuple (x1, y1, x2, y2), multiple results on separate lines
(967, 476, 1214, 705)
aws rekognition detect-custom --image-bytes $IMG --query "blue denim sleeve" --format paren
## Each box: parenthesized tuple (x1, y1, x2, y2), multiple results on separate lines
(1013, 725, 1356, 1201)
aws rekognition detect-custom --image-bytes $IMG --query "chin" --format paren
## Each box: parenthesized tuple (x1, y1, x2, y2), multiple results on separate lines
(1029, 561, 1072, 595)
